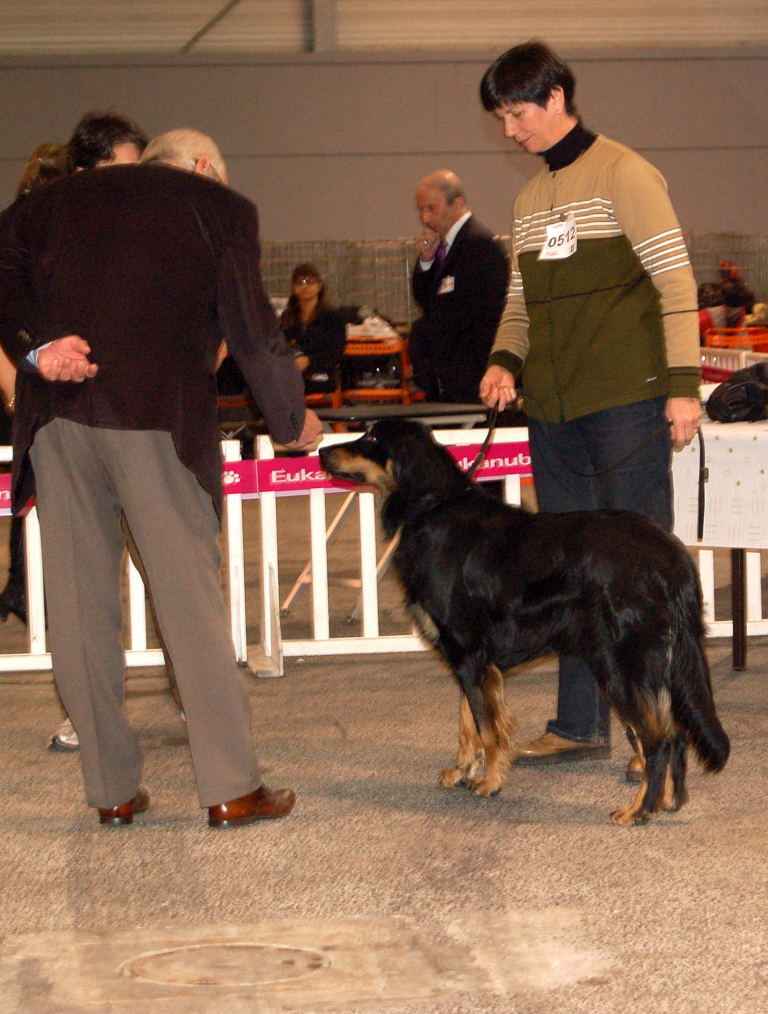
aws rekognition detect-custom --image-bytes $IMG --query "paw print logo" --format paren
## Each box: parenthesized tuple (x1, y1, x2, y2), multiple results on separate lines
(222, 469, 240, 487)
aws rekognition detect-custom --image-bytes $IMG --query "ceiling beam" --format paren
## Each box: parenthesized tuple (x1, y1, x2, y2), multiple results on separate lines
(179, 0, 244, 55)
(305, 0, 337, 52)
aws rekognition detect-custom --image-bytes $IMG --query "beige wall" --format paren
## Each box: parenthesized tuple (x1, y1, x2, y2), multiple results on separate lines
(1, 50, 766, 240)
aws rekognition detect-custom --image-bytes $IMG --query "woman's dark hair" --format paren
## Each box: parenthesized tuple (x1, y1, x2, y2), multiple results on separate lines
(16, 143, 69, 196)
(67, 111, 148, 171)
(479, 41, 577, 115)
(280, 262, 333, 329)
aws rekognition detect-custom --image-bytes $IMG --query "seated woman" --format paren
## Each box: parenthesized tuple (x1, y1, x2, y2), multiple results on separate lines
(280, 263, 346, 395)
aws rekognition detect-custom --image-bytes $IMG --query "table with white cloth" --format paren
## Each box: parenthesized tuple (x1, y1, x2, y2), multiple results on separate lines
(672, 418, 768, 668)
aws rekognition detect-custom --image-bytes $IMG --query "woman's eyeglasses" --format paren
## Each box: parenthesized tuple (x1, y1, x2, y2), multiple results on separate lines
(296, 276, 319, 286)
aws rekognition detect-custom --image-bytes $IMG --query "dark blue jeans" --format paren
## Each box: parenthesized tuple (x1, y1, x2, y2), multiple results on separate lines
(527, 397, 672, 744)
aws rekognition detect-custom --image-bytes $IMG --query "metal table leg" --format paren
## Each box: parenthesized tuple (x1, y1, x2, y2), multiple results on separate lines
(731, 548, 746, 671)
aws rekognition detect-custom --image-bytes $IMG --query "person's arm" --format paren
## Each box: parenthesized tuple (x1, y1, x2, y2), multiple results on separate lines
(215, 339, 228, 371)
(0, 214, 35, 368)
(1, 212, 94, 381)
(609, 151, 701, 447)
(479, 364, 518, 411)
(0, 348, 16, 411)
(483, 216, 529, 377)
(417, 228, 441, 267)
(34, 336, 98, 382)
(412, 252, 438, 309)
(665, 396, 701, 450)
(214, 203, 321, 449)
(479, 213, 527, 409)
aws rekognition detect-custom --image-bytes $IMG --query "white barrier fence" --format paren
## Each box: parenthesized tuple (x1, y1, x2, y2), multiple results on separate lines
(700, 345, 768, 380)
(1, 427, 764, 677)
(0, 441, 249, 674)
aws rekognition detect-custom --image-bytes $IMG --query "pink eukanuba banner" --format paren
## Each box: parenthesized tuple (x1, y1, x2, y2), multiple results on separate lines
(1, 441, 532, 514)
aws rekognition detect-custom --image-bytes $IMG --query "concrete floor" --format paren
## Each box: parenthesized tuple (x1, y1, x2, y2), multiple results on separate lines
(0, 501, 767, 1014)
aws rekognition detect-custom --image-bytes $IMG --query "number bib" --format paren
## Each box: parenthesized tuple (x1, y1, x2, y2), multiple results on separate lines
(538, 212, 577, 261)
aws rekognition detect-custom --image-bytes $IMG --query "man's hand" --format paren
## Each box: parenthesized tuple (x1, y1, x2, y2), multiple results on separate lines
(37, 335, 98, 383)
(282, 408, 324, 452)
(666, 396, 701, 450)
(479, 365, 517, 411)
(417, 228, 441, 263)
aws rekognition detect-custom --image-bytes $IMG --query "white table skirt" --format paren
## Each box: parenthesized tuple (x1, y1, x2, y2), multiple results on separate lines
(673, 419, 768, 549)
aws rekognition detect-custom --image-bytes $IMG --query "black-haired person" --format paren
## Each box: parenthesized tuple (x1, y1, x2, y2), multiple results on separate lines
(280, 263, 346, 396)
(11, 116, 180, 753)
(1, 124, 177, 755)
(44, 114, 155, 751)
(67, 110, 147, 171)
(0, 143, 71, 626)
(478, 41, 701, 770)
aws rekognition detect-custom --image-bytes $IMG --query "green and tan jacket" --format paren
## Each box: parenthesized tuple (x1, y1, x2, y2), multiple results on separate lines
(488, 134, 700, 421)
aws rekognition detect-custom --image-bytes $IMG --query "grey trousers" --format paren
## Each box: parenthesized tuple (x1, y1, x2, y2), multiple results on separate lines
(31, 418, 261, 809)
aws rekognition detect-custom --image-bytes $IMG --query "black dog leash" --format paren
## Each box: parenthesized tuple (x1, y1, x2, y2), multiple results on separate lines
(696, 425, 707, 542)
(517, 387, 672, 480)
(469, 391, 708, 540)
(465, 406, 499, 480)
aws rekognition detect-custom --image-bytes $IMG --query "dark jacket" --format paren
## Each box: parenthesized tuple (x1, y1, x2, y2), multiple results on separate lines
(282, 309, 346, 393)
(0, 162, 306, 515)
(411, 215, 509, 403)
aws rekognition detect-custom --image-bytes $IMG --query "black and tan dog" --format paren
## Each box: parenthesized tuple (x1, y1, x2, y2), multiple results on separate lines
(320, 418, 730, 825)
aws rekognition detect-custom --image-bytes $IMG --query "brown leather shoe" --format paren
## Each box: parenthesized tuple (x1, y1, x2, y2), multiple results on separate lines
(626, 754, 644, 783)
(97, 787, 150, 827)
(515, 732, 611, 766)
(208, 784, 296, 829)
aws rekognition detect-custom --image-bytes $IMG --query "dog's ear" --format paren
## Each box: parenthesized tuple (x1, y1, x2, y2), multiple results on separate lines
(371, 438, 398, 494)
(386, 423, 471, 506)
(384, 424, 434, 487)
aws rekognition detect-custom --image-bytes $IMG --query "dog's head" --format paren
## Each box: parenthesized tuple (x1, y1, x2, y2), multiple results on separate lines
(319, 423, 397, 493)
(319, 418, 470, 506)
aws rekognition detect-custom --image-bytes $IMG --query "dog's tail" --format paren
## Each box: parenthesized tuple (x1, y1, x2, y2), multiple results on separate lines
(669, 569, 730, 773)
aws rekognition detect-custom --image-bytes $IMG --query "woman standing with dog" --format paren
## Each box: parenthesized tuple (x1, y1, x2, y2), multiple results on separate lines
(478, 42, 702, 772)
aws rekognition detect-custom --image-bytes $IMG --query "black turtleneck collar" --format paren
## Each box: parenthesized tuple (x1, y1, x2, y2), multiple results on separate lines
(543, 121, 597, 172)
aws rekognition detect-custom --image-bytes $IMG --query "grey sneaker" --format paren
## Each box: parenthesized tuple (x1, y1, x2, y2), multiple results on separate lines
(48, 718, 79, 752)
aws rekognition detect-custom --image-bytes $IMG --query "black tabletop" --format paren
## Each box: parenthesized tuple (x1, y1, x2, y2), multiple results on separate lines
(315, 403, 489, 425)
(218, 398, 525, 434)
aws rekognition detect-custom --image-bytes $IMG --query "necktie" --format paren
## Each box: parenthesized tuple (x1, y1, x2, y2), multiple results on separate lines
(435, 240, 447, 267)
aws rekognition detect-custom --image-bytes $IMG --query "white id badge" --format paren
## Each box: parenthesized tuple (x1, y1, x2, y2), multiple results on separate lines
(538, 212, 577, 261)
(438, 275, 455, 295)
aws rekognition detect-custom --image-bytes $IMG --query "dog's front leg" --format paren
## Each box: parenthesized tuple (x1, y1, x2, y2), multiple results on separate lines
(439, 693, 484, 788)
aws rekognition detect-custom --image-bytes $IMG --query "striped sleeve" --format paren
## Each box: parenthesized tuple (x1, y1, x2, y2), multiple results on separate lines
(489, 217, 530, 371)
(609, 152, 700, 382)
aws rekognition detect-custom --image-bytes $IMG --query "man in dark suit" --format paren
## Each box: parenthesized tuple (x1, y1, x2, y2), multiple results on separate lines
(0, 128, 322, 829)
(410, 170, 509, 403)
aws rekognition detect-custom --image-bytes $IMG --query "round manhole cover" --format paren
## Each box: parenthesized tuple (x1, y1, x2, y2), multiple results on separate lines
(121, 943, 330, 987)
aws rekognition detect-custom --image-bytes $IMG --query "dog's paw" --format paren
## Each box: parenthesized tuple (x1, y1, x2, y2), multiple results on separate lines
(610, 805, 650, 826)
(438, 766, 466, 788)
(469, 776, 503, 797)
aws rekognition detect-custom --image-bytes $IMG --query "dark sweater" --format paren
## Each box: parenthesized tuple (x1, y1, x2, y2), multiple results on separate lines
(282, 309, 346, 393)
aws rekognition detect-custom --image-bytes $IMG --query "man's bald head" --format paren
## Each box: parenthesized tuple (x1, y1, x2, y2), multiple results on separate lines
(141, 128, 228, 184)
(415, 169, 469, 238)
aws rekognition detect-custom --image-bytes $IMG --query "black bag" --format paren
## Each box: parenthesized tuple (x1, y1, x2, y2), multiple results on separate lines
(706, 362, 768, 422)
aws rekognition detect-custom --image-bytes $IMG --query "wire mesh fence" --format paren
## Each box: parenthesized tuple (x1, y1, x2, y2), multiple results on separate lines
(262, 233, 767, 329)
(262, 237, 420, 325)
(688, 232, 768, 303)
